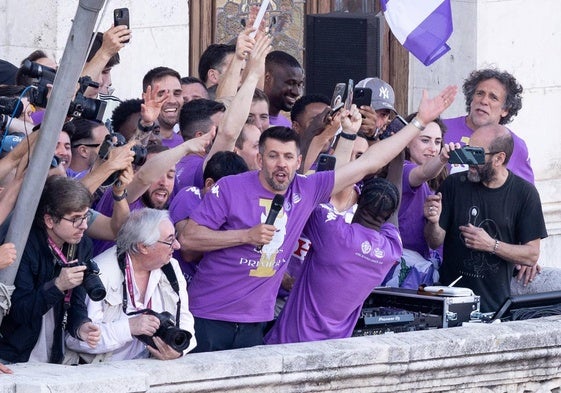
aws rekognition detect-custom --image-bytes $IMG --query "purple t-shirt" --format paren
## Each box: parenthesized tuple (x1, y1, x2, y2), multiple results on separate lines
(66, 167, 88, 180)
(174, 154, 205, 195)
(443, 116, 534, 184)
(168, 186, 203, 284)
(268, 113, 292, 128)
(188, 170, 334, 323)
(160, 132, 184, 149)
(265, 204, 402, 344)
(278, 195, 359, 299)
(398, 160, 433, 259)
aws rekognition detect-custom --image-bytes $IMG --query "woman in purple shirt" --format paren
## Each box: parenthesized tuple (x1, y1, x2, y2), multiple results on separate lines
(390, 114, 459, 288)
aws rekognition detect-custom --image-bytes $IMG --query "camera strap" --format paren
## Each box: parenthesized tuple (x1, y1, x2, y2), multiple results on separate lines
(117, 252, 181, 327)
(47, 237, 73, 307)
(161, 263, 181, 328)
(123, 254, 152, 311)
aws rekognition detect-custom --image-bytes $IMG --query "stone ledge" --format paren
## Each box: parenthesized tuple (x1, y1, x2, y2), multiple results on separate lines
(2, 317, 561, 392)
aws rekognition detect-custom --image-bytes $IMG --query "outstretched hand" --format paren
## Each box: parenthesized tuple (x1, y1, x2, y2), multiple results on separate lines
(141, 84, 168, 124)
(417, 85, 458, 125)
(184, 129, 215, 157)
(245, 30, 273, 79)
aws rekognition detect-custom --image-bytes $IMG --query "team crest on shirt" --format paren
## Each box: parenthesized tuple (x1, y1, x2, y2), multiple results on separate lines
(373, 247, 385, 259)
(292, 193, 301, 205)
(361, 241, 372, 254)
(211, 184, 220, 198)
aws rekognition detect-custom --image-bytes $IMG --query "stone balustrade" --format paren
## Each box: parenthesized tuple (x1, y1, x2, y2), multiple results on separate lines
(2, 315, 561, 392)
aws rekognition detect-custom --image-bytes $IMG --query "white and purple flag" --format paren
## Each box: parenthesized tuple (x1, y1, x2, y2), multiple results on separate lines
(380, 0, 453, 66)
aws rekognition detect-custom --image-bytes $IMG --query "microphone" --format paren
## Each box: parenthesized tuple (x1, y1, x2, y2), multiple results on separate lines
(256, 194, 285, 252)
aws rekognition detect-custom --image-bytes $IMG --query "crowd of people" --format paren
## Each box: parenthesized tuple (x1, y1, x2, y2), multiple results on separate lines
(0, 12, 547, 372)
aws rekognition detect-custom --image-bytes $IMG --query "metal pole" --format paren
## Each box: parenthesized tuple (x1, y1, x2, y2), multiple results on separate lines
(0, 0, 106, 323)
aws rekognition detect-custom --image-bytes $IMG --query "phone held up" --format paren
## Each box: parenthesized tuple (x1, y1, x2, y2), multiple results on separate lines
(379, 115, 407, 140)
(316, 154, 336, 172)
(352, 87, 372, 108)
(114, 8, 130, 43)
(448, 146, 485, 165)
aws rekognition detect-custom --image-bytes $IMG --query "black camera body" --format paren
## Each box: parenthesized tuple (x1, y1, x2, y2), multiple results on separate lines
(65, 259, 106, 301)
(20, 60, 106, 122)
(20, 59, 56, 108)
(98, 132, 147, 186)
(68, 77, 107, 123)
(135, 309, 192, 352)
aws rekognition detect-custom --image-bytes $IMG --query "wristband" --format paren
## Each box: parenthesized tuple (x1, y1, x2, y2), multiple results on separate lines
(137, 119, 155, 133)
(339, 132, 357, 141)
(112, 188, 128, 201)
(411, 117, 426, 131)
(491, 239, 499, 255)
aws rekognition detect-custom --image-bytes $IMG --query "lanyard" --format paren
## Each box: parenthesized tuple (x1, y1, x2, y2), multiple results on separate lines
(47, 237, 73, 305)
(124, 254, 152, 311)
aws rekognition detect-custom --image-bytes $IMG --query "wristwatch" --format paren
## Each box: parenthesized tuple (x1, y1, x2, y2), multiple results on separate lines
(112, 188, 128, 201)
(137, 119, 155, 133)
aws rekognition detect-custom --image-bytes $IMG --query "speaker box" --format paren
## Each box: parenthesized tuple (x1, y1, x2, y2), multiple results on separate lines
(305, 12, 383, 99)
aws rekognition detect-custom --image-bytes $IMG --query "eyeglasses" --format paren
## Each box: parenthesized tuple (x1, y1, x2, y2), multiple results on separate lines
(60, 210, 93, 228)
(157, 234, 177, 248)
(71, 143, 101, 148)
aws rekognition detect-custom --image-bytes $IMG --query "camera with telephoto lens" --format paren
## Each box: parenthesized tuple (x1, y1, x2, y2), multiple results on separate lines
(98, 132, 148, 186)
(64, 259, 106, 301)
(135, 309, 192, 352)
(20, 59, 56, 108)
(19, 60, 106, 122)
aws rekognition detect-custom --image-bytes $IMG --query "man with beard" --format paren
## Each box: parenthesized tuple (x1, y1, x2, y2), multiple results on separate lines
(179, 83, 457, 352)
(140, 67, 184, 148)
(92, 134, 213, 256)
(424, 124, 547, 313)
(264, 51, 304, 127)
(443, 68, 534, 183)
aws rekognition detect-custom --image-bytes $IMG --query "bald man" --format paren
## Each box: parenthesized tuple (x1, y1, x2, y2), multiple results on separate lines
(424, 124, 547, 313)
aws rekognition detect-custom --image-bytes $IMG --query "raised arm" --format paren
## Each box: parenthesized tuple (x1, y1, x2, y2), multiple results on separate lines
(204, 32, 272, 168)
(409, 141, 459, 188)
(81, 25, 131, 98)
(385, 151, 405, 227)
(333, 86, 458, 196)
(79, 140, 135, 194)
(300, 109, 342, 173)
(215, 27, 255, 101)
(85, 165, 132, 240)
(127, 133, 213, 202)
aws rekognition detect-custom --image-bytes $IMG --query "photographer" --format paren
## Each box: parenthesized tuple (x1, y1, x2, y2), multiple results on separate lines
(0, 176, 100, 364)
(66, 208, 196, 362)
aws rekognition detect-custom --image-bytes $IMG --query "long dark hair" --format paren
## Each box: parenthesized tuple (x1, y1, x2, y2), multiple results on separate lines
(405, 112, 448, 191)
